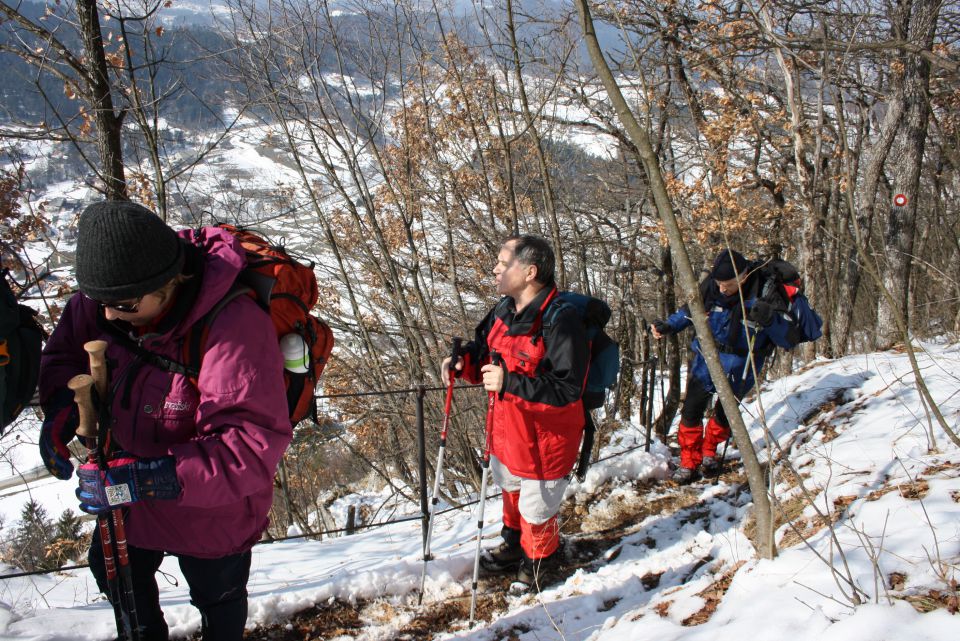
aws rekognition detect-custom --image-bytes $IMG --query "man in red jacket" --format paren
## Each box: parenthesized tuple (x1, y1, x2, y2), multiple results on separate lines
(444, 234, 588, 588)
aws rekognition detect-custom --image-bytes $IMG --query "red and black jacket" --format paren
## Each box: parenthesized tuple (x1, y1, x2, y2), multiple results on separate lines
(460, 286, 589, 480)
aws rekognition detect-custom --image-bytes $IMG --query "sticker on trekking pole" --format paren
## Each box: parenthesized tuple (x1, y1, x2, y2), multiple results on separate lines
(893, 193, 908, 208)
(106, 484, 133, 506)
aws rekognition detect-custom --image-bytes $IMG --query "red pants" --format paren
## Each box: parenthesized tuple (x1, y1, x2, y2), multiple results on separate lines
(678, 417, 730, 469)
(502, 490, 561, 559)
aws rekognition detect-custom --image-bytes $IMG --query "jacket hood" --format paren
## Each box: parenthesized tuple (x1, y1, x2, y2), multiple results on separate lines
(104, 227, 246, 345)
(176, 226, 246, 326)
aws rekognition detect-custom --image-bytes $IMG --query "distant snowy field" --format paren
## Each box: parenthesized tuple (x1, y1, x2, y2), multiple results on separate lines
(1, 342, 957, 640)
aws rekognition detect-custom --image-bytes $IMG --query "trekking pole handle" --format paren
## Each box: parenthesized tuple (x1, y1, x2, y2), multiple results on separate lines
(448, 337, 463, 380)
(85, 340, 109, 400)
(482, 350, 501, 459)
(68, 374, 98, 440)
(440, 337, 463, 438)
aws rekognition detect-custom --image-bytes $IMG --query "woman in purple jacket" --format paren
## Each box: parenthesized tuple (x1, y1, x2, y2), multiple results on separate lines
(38, 201, 292, 640)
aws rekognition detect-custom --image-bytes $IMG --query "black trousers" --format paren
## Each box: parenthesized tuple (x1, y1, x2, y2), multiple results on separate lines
(89, 522, 252, 641)
(679, 375, 729, 427)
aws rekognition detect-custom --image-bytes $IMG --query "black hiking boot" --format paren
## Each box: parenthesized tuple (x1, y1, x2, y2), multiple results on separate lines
(480, 526, 522, 573)
(513, 548, 561, 593)
(700, 456, 720, 477)
(671, 466, 699, 485)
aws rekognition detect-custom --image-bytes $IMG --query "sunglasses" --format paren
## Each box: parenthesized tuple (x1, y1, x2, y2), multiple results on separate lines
(91, 296, 143, 314)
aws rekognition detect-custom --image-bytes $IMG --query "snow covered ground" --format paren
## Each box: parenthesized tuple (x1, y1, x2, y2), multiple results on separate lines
(0, 341, 957, 639)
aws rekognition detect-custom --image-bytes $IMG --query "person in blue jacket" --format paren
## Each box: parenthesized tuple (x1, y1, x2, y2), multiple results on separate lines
(650, 249, 819, 484)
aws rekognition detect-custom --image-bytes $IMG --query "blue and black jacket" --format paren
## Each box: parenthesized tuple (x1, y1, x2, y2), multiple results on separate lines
(663, 263, 816, 397)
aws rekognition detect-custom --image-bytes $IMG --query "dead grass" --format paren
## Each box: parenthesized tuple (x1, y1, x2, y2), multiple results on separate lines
(775, 493, 852, 550)
(242, 570, 514, 641)
(568, 481, 699, 535)
(901, 587, 959, 614)
(400, 593, 506, 639)
(641, 571, 664, 590)
(888, 571, 907, 591)
(775, 494, 810, 548)
(245, 600, 364, 640)
(819, 423, 840, 442)
(246, 459, 777, 638)
(799, 386, 850, 425)
(832, 494, 856, 511)
(865, 479, 930, 502)
(682, 561, 746, 626)
(922, 460, 960, 476)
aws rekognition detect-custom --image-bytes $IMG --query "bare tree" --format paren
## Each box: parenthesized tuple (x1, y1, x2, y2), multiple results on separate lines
(1, 0, 127, 197)
(574, 0, 777, 559)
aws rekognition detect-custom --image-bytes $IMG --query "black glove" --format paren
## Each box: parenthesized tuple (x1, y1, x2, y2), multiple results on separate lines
(652, 320, 671, 335)
(749, 300, 776, 327)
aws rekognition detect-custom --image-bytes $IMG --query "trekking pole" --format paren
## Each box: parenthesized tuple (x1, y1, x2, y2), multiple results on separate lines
(714, 437, 730, 483)
(417, 337, 462, 606)
(638, 344, 651, 447)
(575, 410, 596, 482)
(644, 356, 655, 452)
(469, 350, 500, 624)
(69, 341, 141, 641)
(88, 341, 141, 641)
(656, 341, 667, 443)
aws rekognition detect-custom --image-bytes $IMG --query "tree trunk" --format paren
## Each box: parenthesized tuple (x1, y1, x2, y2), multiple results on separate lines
(76, 0, 126, 200)
(655, 246, 681, 442)
(875, 0, 940, 348)
(575, 0, 776, 559)
(834, 92, 903, 352)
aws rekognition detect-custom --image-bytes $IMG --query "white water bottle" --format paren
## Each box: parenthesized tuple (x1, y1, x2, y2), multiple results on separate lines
(280, 333, 310, 374)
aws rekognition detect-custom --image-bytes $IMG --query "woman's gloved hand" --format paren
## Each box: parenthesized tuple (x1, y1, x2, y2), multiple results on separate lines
(76, 455, 181, 515)
(39, 389, 80, 480)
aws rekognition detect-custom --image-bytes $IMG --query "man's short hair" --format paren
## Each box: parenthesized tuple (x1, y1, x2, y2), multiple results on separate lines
(505, 234, 555, 286)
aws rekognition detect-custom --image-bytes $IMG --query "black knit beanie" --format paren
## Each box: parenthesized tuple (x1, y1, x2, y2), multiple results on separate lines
(709, 250, 749, 281)
(75, 201, 185, 301)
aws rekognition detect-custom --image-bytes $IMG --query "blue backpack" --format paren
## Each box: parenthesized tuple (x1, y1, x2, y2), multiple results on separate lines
(542, 291, 620, 410)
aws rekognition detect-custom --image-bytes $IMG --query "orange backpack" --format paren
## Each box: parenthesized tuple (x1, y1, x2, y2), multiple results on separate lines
(184, 225, 334, 425)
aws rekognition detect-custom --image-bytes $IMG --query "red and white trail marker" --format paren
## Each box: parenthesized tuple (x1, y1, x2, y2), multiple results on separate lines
(893, 193, 909, 207)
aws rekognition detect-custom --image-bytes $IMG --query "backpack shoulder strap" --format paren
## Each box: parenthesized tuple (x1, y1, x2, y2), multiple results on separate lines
(96, 315, 199, 378)
(542, 297, 573, 328)
(183, 282, 253, 378)
(99, 282, 253, 382)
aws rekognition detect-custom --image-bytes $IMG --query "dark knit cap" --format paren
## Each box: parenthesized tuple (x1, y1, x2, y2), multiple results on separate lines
(709, 250, 749, 281)
(76, 201, 185, 301)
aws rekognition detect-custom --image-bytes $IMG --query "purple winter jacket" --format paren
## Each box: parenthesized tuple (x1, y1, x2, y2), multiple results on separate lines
(40, 227, 291, 558)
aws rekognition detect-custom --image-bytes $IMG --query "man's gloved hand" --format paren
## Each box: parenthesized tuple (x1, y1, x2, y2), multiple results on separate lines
(76, 455, 181, 515)
(749, 300, 776, 327)
(39, 389, 81, 480)
(651, 320, 671, 337)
